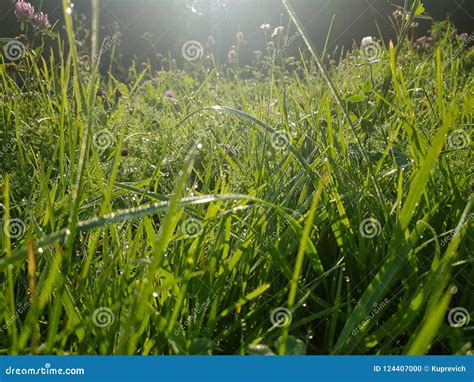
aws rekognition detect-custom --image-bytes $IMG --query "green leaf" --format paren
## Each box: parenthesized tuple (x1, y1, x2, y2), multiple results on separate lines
(415, 3, 425, 16)
(188, 338, 216, 355)
(362, 81, 373, 94)
(276, 336, 306, 355)
(219, 284, 270, 318)
(406, 291, 451, 354)
(333, 102, 454, 353)
(346, 94, 367, 103)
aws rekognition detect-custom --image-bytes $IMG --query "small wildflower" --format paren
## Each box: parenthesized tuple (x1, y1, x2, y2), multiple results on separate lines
(271, 26, 285, 38)
(33, 12, 51, 29)
(260, 24, 271, 31)
(228, 50, 237, 64)
(164, 90, 175, 99)
(236, 32, 245, 44)
(266, 41, 275, 51)
(459, 33, 469, 42)
(253, 50, 262, 60)
(207, 36, 215, 49)
(414, 36, 433, 50)
(14, 0, 35, 22)
(360, 36, 376, 50)
(392, 9, 404, 19)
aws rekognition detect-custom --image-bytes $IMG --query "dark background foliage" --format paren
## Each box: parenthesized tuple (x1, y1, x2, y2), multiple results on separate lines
(1, 0, 472, 66)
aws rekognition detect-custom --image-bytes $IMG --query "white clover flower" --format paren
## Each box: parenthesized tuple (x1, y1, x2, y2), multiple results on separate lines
(360, 36, 376, 49)
(272, 26, 285, 38)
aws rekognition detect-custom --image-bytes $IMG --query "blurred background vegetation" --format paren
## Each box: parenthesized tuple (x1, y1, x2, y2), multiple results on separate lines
(0, 0, 472, 69)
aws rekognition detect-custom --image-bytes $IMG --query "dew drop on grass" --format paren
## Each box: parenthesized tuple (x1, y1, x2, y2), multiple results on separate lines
(66, 4, 74, 15)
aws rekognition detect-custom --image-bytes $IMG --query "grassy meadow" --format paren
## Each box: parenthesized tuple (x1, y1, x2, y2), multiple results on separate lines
(0, 0, 473, 355)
